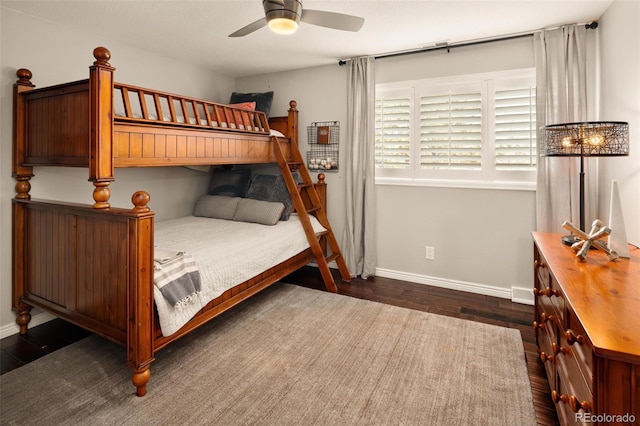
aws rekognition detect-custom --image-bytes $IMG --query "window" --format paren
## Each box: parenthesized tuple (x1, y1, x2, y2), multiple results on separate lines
(375, 70, 536, 189)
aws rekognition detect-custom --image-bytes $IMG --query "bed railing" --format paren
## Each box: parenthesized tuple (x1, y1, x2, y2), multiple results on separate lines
(114, 83, 270, 134)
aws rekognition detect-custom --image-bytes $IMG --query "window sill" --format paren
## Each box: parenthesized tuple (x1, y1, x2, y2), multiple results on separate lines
(375, 177, 536, 191)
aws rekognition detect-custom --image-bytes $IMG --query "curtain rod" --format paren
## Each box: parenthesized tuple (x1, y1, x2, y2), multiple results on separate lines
(338, 21, 598, 66)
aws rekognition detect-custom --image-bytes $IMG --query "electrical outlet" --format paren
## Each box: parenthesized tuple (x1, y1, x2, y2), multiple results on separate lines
(425, 246, 435, 260)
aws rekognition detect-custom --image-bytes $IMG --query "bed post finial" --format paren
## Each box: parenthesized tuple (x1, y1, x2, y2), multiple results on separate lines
(93, 47, 112, 66)
(16, 68, 33, 86)
(289, 100, 297, 110)
(317, 172, 325, 184)
(132, 191, 151, 213)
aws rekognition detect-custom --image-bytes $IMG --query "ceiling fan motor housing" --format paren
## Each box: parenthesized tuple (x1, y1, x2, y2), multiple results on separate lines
(263, 0, 303, 24)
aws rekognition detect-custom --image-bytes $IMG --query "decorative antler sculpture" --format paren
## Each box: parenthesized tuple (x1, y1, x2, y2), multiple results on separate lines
(562, 219, 619, 261)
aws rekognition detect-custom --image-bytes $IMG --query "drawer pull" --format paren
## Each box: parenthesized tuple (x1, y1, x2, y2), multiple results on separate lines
(540, 312, 555, 323)
(532, 321, 546, 331)
(551, 390, 592, 413)
(533, 286, 560, 298)
(533, 312, 556, 331)
(552, 342, 570, 356)
(544, 287, 560, 297)
(540, 351, 555, 363)
(565, 330, 585, 345)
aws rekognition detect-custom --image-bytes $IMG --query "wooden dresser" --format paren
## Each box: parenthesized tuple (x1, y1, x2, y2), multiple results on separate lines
(532, 232, 640, 425)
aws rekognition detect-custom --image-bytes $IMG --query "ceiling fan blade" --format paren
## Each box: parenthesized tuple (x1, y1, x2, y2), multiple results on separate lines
(300, 9, 364, 32)
(229, 17, 267, 37)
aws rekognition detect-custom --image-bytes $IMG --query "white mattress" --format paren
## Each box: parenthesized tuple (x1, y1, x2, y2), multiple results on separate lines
(153, 214, 325, 336)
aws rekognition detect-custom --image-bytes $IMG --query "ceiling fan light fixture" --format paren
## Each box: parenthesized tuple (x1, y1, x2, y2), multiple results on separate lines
(268, 17, 299, 34)
(230, 0, 364, 38)
(264, 0, 302, 35)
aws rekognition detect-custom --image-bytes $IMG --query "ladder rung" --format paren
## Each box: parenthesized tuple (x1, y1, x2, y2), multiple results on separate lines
(316, 230, 329, 237)
(288, 161, 303, 167)
(307, 206, 321, 214)
(325, 253, 340, 263)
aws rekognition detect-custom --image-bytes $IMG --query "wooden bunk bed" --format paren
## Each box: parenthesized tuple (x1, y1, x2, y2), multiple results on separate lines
(11, 47, 350, 396)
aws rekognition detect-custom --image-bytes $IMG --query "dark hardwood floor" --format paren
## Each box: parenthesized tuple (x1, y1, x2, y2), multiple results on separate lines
(0, 266, 558, 425)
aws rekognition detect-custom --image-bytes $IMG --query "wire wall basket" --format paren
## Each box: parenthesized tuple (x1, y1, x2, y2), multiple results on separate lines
(307, 121, 339, 171)
(307, 147, 339, 171)
(307, 121, 340, 145)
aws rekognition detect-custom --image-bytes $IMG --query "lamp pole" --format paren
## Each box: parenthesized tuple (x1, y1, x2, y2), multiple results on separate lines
(579, 142, 585, 232)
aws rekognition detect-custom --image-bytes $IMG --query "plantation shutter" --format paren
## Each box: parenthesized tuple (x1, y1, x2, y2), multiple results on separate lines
(375, 69, 536, 185)
(419, 91, 482, 170)
(375, 97, 411, 169)
(494, 87, 537, 171)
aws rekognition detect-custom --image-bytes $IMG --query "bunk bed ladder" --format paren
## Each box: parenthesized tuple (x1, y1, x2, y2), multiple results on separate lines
(272, 137, 351, 293)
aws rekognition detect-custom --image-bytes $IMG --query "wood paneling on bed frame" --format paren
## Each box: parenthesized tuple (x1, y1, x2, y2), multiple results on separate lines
(113, 126, 289, 166)
(13, 197, 154, 346)
(22, 81, 91, 166)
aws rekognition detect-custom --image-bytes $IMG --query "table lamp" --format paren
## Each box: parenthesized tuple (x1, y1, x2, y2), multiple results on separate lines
(542, 121, 629, 245)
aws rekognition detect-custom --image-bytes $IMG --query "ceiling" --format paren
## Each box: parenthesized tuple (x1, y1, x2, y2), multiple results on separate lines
(3, 0, 614, 78)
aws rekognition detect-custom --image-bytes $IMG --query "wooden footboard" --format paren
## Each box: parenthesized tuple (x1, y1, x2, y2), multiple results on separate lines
(13, 192, 156, 395)
(12, 186, 322, 396)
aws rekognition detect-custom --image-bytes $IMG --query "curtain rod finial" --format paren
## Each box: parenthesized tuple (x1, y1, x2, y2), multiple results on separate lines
(338, 60, 347, 66)
(586, 21, 598, 30)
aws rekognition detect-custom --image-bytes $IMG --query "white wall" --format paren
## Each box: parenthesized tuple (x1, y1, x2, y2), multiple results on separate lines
(598, 0, 640, 247)
(377, 38, 537, 300)
(238, 37, 538, 302)
(0, 9, 234, 335)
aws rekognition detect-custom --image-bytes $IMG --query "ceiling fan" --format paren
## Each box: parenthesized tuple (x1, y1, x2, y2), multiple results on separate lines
(229, 0, 365, 37)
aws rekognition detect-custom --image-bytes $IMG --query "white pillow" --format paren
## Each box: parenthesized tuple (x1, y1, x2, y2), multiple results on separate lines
(270, 129, 285, 137)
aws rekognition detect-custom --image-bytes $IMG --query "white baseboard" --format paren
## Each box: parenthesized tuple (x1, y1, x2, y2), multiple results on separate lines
(0, 311, 57, 339)
(511, 286, 535, 305)
(375, 268, 534, 305)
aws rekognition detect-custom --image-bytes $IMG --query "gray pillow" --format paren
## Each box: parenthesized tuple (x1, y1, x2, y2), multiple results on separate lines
(208, 167, 252, 197)
(193, 195, 240, 219)
(233, 198, 285, 226)
(246, 174, 292, 220)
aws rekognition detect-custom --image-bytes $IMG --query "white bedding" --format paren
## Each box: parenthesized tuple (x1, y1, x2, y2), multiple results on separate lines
(153, 214, 325, 336)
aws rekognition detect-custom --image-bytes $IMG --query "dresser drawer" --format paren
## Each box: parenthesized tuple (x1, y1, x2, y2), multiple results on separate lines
(534, 251, 565, 321)
(535, 253, 550, 289)
(537, 319, 557, 380)
(564, 309, 593, 391)
(554, 360, 593, 423)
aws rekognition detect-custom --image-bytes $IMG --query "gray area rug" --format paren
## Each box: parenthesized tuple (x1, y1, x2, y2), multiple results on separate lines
(0, 283, 536, 425)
